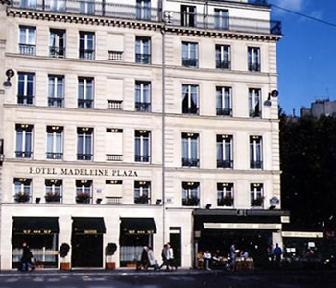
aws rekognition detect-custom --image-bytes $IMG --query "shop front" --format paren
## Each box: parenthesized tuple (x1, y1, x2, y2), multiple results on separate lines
(193, 209, 288, 268)
(71, 217, 106, 268)
(119, 217, 156, 267)
(12, 217, 59, 269)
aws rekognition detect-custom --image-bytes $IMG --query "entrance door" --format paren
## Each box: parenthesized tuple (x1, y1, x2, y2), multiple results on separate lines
(169, 228, 181, 267)
(72, 234, 103, 267)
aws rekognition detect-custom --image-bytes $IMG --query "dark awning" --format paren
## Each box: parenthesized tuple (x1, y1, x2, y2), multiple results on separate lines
(13, 217, 59, 234)
(72, 217, 106, 234)
(120, 218, 156, 235)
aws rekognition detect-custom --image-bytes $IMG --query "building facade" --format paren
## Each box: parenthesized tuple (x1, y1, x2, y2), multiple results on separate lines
(301, 99, 336, 118)
(0, 0, 287, 270)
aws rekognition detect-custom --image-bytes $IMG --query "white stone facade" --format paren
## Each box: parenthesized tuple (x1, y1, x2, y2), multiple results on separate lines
(0, 0, 283, 270)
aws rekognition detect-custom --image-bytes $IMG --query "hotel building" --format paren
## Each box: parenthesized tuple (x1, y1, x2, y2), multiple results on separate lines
(0, 0, 288, 269)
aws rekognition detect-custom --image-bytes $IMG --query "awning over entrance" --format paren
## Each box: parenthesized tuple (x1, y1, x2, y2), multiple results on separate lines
(12, 217, 59, 234)
(72, 217, 106, 234)
(120, 218, 156, 234)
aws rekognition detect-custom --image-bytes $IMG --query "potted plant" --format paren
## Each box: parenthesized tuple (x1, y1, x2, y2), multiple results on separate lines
(45, 192, 61, 203)
(251, 196, 264, 207)
(59, 243, 71, 271)
(219, 195, 234, 207)
(76, 192, 91, 204)
(105, 243, 117, 270)
(14, 192, 31, 203)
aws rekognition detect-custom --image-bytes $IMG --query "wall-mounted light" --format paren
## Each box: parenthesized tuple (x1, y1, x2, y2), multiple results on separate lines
(205, 204, 212, 209)
(3, 69, 15, 87)
(264, 89, 279, 107)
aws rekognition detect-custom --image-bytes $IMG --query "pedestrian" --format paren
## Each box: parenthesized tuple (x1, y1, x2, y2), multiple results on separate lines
(167, 242, 178, 270)
(273, 243, 282, 267)
(159, 244, 170, 270)
(20, 242, 34, 272)
(229, 244, 237, 271)
(203, 250, 212, 270)
(136, 246, 149, 271)
(147, 246, 159, 271)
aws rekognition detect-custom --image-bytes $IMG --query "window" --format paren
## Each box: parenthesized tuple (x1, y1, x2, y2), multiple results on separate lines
(182, 182, 200, 206)
(77, 128, 93, 160)
(182, 84, 199, 114)
(19, 0, 36, 9)
(48, 75, 64, 107)
(13, 178, 32, 203)
(181, 5, 196, 27)
(78, 77, 94, 108)
(248, 47, 261, 72)
(106, 128, 123, 161)
(134, 130, 151, 162)
(80, 0, 95, 15)
(249, 88, 261, 117)
(182, 42, 198, 68)
(217, 183, 234, 207)
(76, 180, 92, 204)
(135, 81, 151, 112)
(217, 134, 233, 168)
(135, 37, 151, 64)
(47, 0, 66, 12)
(79, 32, 95, 60)
(182, 132, 199, 167)
(136, 0, 151, 20)
(105, 180, 123, 204)
(45, 179, 62, 203)
(49, 29, 65, 58)
(17, 72, 34, 105)
(15, 124, 33, 158)
(19, 26, 36, 55)
(216, 86, 232, 116)
(46, 126, 63, 159)
(216, 44, 230, 69)
(250, 136, 263, 169)
(134, 181, 151, 204)
(251, 183, 264, 207)
(214, 9, 229, 30)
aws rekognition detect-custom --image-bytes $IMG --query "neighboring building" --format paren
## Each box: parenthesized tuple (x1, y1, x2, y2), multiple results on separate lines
(0, 0, 287, 270)
(301, 99, 336, 118)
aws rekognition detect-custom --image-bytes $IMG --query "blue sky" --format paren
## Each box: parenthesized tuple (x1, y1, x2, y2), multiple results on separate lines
(269, 0, 336, 115)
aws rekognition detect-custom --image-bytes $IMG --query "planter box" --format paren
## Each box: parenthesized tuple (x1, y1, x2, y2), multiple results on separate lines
(60, 262, 71, 271)
(106, 262, 116, 270)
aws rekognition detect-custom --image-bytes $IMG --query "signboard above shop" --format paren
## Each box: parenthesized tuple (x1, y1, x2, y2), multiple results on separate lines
(29, 167, 138, 177)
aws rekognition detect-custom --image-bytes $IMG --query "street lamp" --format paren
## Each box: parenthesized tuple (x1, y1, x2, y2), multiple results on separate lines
(3, 69, 15, 87)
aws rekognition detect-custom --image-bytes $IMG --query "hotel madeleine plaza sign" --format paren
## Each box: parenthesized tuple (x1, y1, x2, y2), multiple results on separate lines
(29, 167, 139, 177)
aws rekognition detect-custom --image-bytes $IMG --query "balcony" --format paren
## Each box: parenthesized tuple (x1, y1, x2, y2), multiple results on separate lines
(182, 158, 199, 167)
(49, 46, 65, 58)
(249, 62, 261, 72)
(77, 154, 93, 160)
(135, 102, 151, 112)
(106, 154, 123, 161)
(164, 11, 281, 36)
(216, 108, 232, 116)
(11, 0, 160, 21)
(78, 99, 94, 109)
(250, 160, 263, 169)
(182, 58, 198, 68)
(19, 44, 36, 55)
(135, 53, 151, 64)
(17, 96, 34, 105)
(48, 97, 64, 108)
(216, 60, 231, 70)
(135, 155, 150, 162)
(107, 100, 122, 110)
(46, 152, 63, 160)
(79, 49, 95, 60)
(217, 159, 233, 169)
(182, 107, 199, 115)
(108, 51, 123, 61)
(15, 151, 33, 158)
(182, 197, 200, 206)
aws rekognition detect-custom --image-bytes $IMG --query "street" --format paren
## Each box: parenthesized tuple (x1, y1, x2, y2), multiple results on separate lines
(0, 270, 335, 288)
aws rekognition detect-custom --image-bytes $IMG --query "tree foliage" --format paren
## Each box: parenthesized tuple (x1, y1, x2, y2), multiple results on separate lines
(280, 111, 336, 230)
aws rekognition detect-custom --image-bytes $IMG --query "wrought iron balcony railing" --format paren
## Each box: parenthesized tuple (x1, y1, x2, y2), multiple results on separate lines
(135, 155, 150, 162)
(15, 151, 33, 158)
(135, 53, 151, 64)
(182, 58, 198, 68)
(46, 152, 63, 159)
(77, 153, 93, 160)
(49, 46, 65, 58)
(48, 97, 64, 107)
(17, 95, 34, 105)
(250, 160, 263, 169)
(182, 158, 200, 167)
(135, 102, 151, 112)
(19, 44, 36, 55)
(182, 197, 200, 206)
(164, 11, 281, 35)
(216, 60, 231, 70)
(216, 108, 232, 116)
(78, 99, 94, 108)
(9, 1, 280, 35)
(217, 159, 233, 169)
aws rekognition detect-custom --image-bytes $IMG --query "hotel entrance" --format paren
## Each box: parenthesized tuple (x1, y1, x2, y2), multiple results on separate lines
(71, 217, 106, 268)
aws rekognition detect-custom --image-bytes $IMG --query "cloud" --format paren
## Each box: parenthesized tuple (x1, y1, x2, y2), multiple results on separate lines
(272, 0, 304, 11)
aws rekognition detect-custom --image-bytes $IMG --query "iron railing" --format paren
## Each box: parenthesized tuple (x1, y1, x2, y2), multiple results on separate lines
(135, 102, 151, 112)
(182, 158, 200, 167)
(10, 1, 281, 35)
(250, 160, 263, 169)
(107, 100, 122, 110)
(217, 159, 233, 169)
(216, 108, 232, 116)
